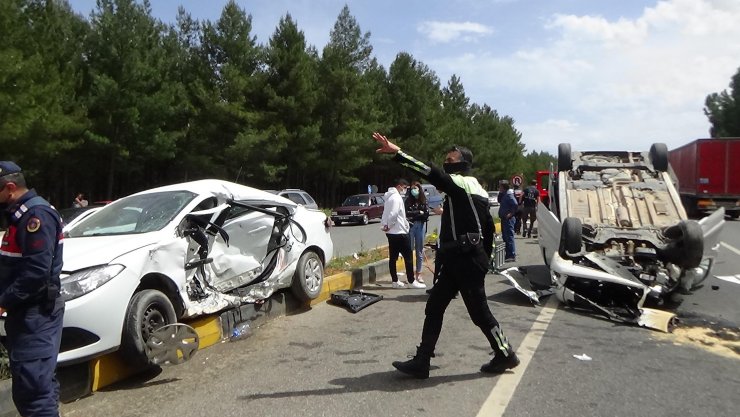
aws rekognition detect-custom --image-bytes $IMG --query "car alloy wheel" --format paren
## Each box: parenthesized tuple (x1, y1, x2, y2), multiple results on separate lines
(291, 251, 324, 301)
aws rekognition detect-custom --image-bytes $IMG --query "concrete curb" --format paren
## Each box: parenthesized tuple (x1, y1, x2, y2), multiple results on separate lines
(0, 258, 396, 416)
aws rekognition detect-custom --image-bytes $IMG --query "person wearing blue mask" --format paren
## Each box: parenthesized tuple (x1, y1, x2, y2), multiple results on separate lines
(404, 181, 430, 283)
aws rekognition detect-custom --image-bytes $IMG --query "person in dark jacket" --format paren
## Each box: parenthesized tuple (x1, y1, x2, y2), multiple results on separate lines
(405, 181, 430, 283)
(372, 132, 519, 379)
(520, 180, 540, 238)
(0, 161, 65, 417)
(498, 180, 518, 262)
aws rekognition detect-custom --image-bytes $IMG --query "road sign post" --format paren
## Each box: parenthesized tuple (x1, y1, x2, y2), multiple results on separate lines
(511, 175, 523, 187)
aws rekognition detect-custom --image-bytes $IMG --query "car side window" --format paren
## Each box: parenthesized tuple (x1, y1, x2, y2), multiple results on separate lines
(301, 193, 316, 205)
(283, 192, 306, 205)
(375, 196, 384, 205)
(193, 197, 218, 212)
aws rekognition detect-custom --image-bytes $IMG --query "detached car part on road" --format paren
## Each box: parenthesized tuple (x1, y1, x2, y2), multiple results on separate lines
(55, 180, 333, 366)
(535, 143, 724, 330)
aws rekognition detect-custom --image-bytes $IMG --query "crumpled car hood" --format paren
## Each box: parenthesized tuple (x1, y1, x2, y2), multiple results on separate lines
(62, 233, 162, 271)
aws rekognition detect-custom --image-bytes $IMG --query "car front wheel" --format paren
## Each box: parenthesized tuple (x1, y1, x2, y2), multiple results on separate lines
(120, 289, 177, 367)
(360, 214, 369, 225)
(291, 251, 324, 301)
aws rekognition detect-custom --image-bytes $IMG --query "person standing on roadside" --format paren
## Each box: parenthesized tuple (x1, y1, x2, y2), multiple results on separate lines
(372, 133, 519, 379)
(498, 180, 518, 262)
(0, 161, 65, 417)
(72, 193, 88, 208)
(512, 184, 523, 235)
(381, 178, 426, 289)
(405, 181, 430, 284)
(520, 180, 540, 238)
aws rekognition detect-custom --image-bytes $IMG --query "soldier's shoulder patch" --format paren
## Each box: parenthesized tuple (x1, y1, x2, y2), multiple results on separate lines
(27, 217, 41, 233)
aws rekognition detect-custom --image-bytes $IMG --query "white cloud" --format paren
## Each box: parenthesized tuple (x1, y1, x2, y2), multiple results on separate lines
(423, 0, 740, 153)
(417, 21, 494, 43)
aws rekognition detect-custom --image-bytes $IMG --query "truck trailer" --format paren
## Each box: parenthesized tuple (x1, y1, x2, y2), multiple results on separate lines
(669, 138, 740, 218)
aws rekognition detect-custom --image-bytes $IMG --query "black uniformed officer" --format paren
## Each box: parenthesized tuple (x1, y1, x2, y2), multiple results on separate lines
(0, 161, 64, 417)
(372, 133, 519, 379)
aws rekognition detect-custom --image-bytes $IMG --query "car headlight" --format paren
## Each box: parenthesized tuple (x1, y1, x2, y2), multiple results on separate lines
(60, 264, 125, 301)
(351, 210, 360, 215)
(331, 211, 337, 215)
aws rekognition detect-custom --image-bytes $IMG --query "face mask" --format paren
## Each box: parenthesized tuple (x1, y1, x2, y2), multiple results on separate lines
(410, 189, 419, 198)
(443, 161, 469, 174)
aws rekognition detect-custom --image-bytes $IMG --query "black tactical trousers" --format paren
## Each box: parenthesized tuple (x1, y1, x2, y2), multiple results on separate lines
(418, 255, 512, 358)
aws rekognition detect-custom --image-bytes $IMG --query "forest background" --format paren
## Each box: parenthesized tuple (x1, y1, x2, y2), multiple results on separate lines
(1, 0, 559, 208)
(4, 1, 738, 208)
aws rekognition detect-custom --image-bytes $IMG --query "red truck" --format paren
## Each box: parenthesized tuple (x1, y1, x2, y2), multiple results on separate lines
(669, 138, 740, 218)
(535, 169, 552, 207)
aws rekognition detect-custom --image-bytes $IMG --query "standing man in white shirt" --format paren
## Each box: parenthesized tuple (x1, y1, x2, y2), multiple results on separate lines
(382, 178, 426, 289)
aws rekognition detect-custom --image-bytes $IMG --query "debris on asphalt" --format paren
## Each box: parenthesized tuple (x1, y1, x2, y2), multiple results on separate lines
(573, 353, 592, 361)
(329, 290, 383, 313)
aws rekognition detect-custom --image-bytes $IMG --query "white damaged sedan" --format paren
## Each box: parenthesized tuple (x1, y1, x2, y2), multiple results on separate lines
(59, 180, 333, 366)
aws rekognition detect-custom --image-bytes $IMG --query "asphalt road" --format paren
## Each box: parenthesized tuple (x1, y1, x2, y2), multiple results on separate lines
(329, 213, 442, 258)
(60, 219, 739, 417)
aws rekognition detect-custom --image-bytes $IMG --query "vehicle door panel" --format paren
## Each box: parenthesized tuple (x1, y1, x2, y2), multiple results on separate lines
(537, 202, 561, 265)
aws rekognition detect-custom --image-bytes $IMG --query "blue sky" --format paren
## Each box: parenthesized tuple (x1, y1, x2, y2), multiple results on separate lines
(67, 0, 740, 155)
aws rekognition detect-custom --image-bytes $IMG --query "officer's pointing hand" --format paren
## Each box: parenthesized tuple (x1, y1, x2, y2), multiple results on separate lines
(372, 132, 400, 154)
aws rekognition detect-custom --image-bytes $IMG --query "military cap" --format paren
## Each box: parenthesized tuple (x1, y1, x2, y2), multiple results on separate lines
(0, 161, 22, 178)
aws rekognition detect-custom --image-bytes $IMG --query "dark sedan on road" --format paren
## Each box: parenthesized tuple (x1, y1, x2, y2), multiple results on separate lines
(330, 193, 385, 225)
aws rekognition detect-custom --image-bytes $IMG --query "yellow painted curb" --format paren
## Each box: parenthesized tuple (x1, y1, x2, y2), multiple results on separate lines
(90, 353, 134, 391)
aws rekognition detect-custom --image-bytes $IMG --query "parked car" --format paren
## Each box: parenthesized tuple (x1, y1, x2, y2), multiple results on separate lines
(331, 193, 385, 225)
(49, 179, 333, 367)
(537, 143, 724, 330)
(487, 191, 499, 207)
(267, 189, 319, 210)
(421, 184, 444, 210)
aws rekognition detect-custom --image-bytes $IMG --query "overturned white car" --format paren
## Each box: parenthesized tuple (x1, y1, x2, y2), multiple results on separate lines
(536, 143, 724, 330)
(58, 180, 333, 365)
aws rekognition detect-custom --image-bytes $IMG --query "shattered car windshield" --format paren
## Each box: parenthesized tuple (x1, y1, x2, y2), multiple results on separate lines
(342, 195, 369, 207)
(67, 191, 197, 237)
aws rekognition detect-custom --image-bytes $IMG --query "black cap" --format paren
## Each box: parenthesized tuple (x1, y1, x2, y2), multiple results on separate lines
(0, 161, 21, 178)
(448, 145, 473, 166)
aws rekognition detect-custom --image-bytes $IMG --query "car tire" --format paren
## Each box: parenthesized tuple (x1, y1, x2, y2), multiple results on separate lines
(650, 143, 669, 172)
(290, 251, 324, 301)
(559, 217, 582, 258)
(361, 214, 369, 225)
(662, 220, 704, 268)
(120, 289, 177, 367)
(558, 143, 572, 172)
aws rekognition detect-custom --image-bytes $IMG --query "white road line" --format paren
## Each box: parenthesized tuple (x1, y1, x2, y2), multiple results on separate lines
(476, 296, 558, 417)
(720, 241, 740, 257)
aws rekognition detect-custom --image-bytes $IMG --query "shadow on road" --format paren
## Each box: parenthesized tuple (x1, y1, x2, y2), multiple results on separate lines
(238, 369, 506, 401)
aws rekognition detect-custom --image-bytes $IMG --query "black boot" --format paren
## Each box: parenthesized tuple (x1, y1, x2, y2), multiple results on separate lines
(392, 352, 431, 379)
(481, 352, 520, 374)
